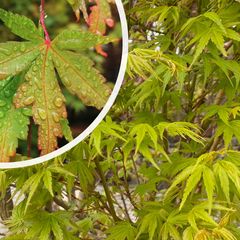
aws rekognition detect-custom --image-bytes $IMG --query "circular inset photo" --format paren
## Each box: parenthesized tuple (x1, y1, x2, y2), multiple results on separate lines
(0, 0, 128, 167)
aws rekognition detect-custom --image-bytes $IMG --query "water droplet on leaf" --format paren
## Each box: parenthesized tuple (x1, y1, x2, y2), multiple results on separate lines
(52, 112, 60, 122)
(38, 109, 47, 120)
(63, 77, 72, 87)
(53, 128, 60, 136)
(24, 96, 35, 106)
(54, 97, 63, 107)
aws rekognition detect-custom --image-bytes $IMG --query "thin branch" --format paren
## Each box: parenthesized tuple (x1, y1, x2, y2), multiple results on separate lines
(53, 196, 70, 210)
(94, 157, 119, 222)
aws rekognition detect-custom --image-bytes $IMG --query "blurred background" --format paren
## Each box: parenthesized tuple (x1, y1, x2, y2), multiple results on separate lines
(0, 0, 122, 158)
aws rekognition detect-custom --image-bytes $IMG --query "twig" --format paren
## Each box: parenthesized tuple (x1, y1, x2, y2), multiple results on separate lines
(131, 154, 140, 185)
(53, 196, 70, 210)
(94, 157, 119, 222)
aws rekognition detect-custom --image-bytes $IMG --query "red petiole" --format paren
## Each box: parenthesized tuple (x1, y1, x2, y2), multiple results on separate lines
(40, 0, 51, 46)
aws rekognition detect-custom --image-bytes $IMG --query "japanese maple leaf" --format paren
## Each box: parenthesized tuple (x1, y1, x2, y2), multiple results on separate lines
(0, 8, 113, 157)
(88, 0, 115, 57)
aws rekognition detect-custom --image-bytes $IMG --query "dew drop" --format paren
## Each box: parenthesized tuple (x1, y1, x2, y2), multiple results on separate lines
(52, 112, 60, 123)
(26, 73, 32, 81)
(34, 78, 42, 89)
(24, 96, 35, 106)
(53, 127, 60, 137)
(54, 60, 60, 68)
(64, 64, 70, 69)
(54, 97, 63, 107)
(33, 66, 38, 72)
(20, 44, 26, 52)
(38, 109, 47, 120)
(21, 84, 27, 92)
(62, 77, 71, 87)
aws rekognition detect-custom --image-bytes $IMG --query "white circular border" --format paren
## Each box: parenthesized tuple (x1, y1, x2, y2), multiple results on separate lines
(0, 0, 128, 169)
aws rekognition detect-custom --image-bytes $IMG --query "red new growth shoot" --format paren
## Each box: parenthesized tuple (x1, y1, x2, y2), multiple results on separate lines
(40, 0, 51, 46)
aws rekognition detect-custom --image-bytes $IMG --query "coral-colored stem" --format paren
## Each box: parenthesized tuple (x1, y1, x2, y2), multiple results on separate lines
(40, 0, 51, 45)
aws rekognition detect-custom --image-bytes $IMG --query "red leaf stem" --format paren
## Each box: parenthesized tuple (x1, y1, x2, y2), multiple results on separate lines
(40, 0, 51, 46)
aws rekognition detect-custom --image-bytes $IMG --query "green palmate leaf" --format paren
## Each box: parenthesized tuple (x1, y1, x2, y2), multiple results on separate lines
(0, 8, 42, 42)
(0, 76, 30, 162)
(188, 204, 218, 230)
(130, 123, 158, 153)
(225, 28, 240, 41)
(215, 163, 230, 202)
(191, 32, 211, 67)
(106, 222, 137, 240)
(43, 170, 54, 196)
(90, 117, 125, 154)
(138, 141, 160, 170)
(215, 120, 240, 148)
(164, 165, 194, 201)
(136, 212, 162, 240)
(180, 165, 203, 210)
(202, 166, 215, 212)
(19, 170, 44, 211)
(211, 28, 227, 56)
(66, 146, 95, 194)
(26, 211, 70, 240)
(0, 8, 113, 158)
(203, 12, 226, 34)
(127, 52, 155, 79)
(157, 122, 203, 144)
(221, 161, 240, 193)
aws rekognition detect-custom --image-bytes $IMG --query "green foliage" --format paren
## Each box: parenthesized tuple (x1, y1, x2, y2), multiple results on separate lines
(2, 0, 240, 240)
